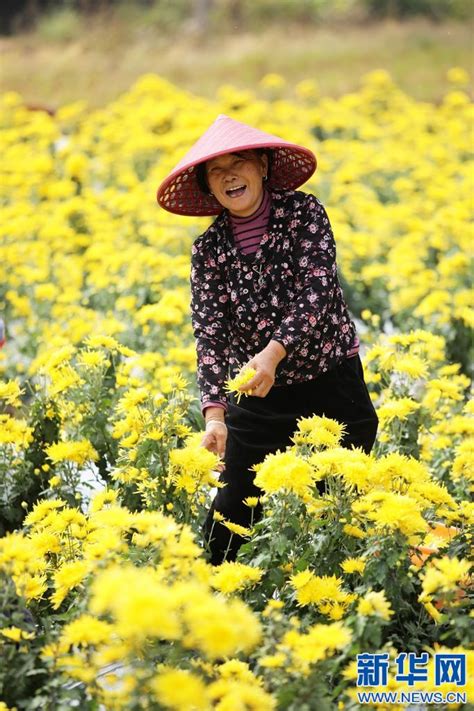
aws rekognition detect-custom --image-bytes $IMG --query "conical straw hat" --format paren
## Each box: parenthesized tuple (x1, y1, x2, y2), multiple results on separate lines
(156, 114, 317, 216)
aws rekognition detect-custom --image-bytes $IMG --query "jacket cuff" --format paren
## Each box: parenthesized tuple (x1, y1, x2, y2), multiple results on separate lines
(201, 400, 228, 417)
(270, 329, 297, 359)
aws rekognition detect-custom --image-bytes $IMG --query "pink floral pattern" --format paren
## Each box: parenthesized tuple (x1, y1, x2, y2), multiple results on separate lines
(190, 189, 359, 410)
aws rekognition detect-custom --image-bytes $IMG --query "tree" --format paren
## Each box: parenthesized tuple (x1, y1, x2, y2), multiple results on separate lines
(193, 0, 214, 34)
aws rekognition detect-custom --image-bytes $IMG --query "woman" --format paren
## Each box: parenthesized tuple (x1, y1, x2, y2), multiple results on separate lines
(157, 114, 378, 564)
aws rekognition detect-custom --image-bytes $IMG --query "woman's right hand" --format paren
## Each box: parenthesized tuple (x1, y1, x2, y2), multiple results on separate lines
(201, 419, 227, 470)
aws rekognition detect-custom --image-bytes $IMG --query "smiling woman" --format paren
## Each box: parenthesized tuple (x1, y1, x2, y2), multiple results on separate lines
(200, 151, 269, 217)
(156, 114, 378, 564)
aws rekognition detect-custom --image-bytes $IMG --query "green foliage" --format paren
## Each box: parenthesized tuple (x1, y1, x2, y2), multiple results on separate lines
(361, 0, 472, 20)
(115, 0, 191, 31)
(0, 574, 87, 710)
(2, 0, 471, 39)
(0, 397, 60, 536)
(36, 7, 83, 42)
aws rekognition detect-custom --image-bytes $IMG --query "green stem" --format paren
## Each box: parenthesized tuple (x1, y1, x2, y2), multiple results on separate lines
(206, 518, 217, 553)
(223, 532, 234, 562)
(280, 496, 289, 534)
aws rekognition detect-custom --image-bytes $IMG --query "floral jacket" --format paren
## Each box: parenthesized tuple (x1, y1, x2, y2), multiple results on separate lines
(190, 189, 358, 412)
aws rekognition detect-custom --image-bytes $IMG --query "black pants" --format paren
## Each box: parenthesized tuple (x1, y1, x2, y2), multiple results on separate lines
(203, 355, 378, 565)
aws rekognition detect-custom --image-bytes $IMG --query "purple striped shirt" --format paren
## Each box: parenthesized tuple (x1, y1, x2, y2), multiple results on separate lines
(229, 188, 272, 254)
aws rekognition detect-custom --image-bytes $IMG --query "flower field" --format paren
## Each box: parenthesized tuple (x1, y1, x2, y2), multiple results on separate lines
(0, 70, 473, 710)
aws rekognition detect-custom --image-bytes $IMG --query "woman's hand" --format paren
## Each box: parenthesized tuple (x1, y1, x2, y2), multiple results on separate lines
(239, 340, 287, 398)
(201, 407, 227, 470)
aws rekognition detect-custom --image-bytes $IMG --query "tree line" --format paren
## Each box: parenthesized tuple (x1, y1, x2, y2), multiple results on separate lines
(1, 0, 470, 35)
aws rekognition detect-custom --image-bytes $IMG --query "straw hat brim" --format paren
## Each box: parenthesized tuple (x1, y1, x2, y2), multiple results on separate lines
(156, 115, 317, 216)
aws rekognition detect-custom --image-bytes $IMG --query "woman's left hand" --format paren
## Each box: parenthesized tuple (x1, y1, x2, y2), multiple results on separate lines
(239, 340, 287, 398)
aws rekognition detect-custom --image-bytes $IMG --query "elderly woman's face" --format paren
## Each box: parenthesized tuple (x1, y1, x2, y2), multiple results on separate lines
(205, 150, 268, 217)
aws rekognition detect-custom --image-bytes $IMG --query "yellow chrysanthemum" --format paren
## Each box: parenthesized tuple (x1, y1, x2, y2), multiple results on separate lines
(341, 557, 366, 574)
(45, 440, 99, 465)
(210, 562, 263, 594)
(419, 556, 471, 599)
(253, 449, 315, 496)
(293, 414, 346, 448)
(224, 367, 257, 403)
(377, 397, 420, 424)
(168, 442, 221, 495)
(151, 668, 208, 711)
(0, 380, 25, 407)
(221, 521, 252, 538)
(358, 590, 393, 620)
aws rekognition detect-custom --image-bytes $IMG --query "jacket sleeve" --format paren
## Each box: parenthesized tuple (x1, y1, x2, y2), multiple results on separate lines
(271, 195, 340, 359)
(190, 237, 230, 412)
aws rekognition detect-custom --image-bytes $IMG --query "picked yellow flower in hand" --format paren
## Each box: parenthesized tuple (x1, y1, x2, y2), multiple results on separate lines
(224, 366, 257, 403)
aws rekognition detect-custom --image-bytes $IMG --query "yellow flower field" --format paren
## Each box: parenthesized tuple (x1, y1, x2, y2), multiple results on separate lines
(0, 70, 472, 709)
